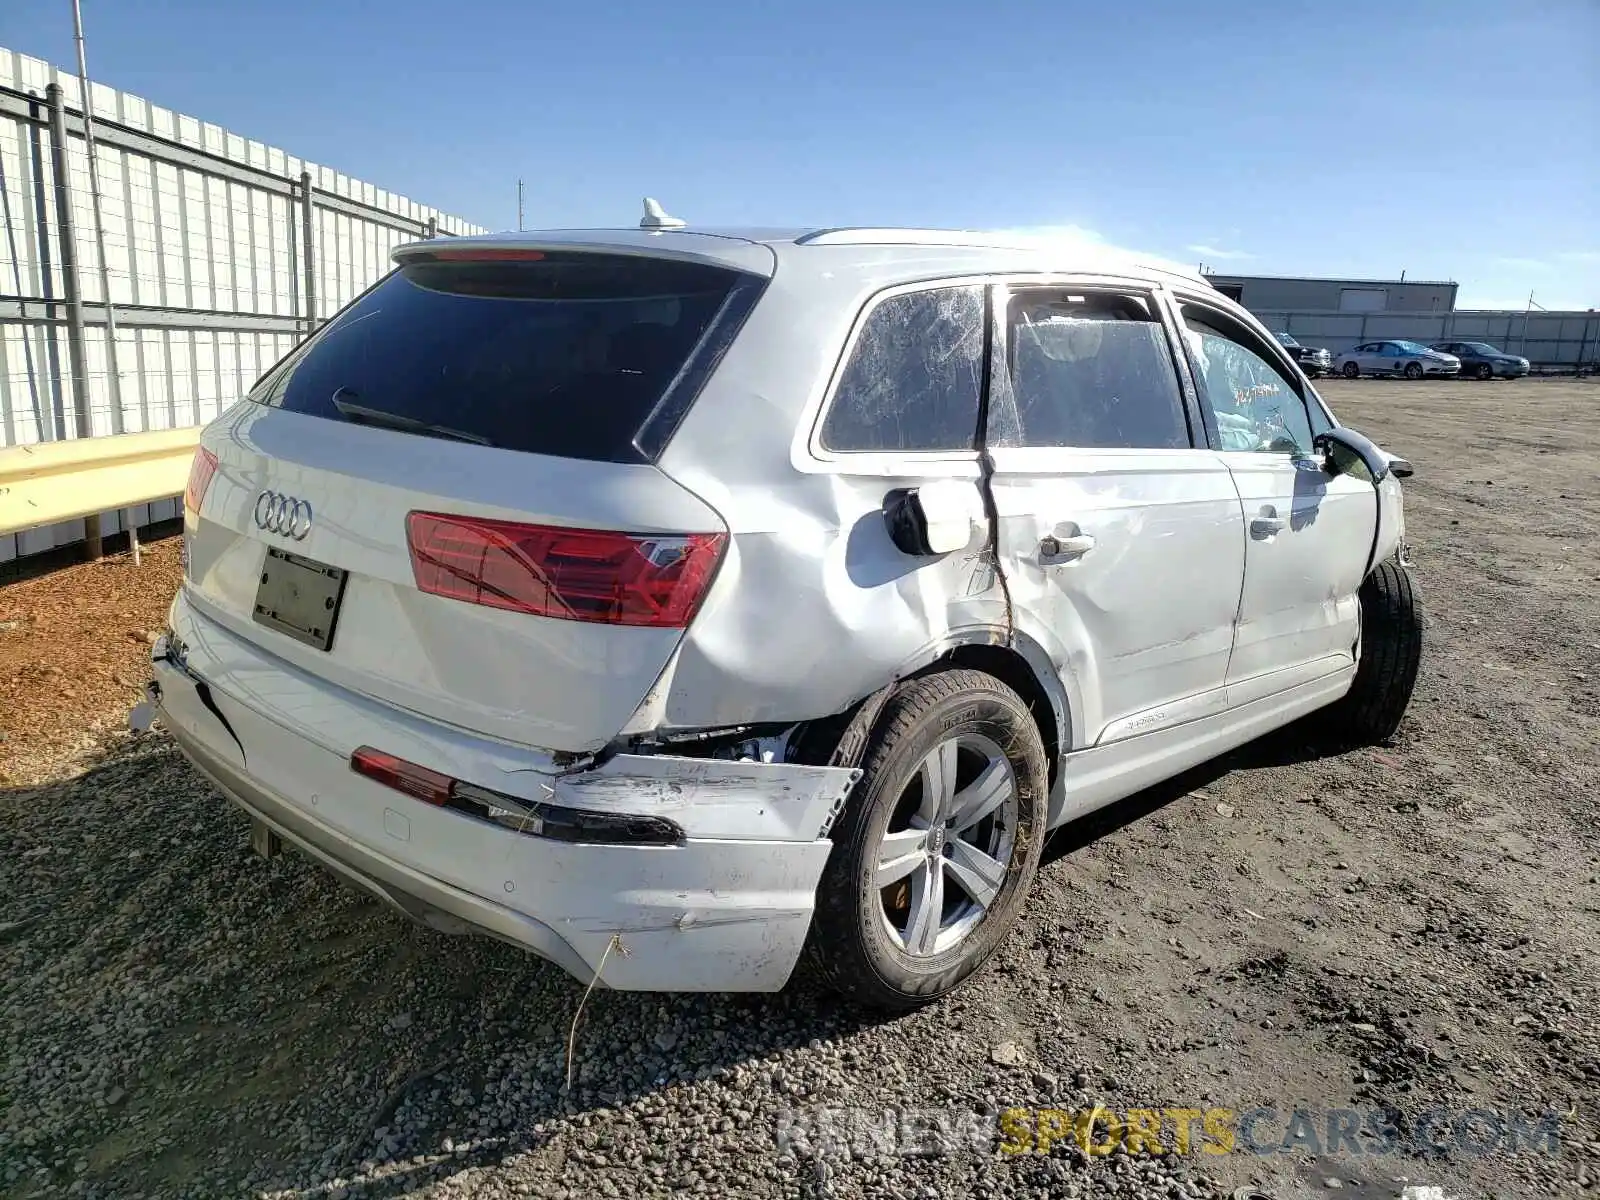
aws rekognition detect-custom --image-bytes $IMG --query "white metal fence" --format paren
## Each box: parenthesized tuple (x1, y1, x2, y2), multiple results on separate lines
(0, 46, 487, 561)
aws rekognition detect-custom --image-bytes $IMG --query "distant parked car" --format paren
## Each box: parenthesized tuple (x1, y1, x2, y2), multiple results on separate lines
(1429, 341, 1530, 381)
(1334, 341, 1461, 380)
(1271, 332, 1332, 378)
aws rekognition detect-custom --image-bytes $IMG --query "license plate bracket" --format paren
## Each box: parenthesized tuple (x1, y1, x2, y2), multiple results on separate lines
(253, 547, 348, 651)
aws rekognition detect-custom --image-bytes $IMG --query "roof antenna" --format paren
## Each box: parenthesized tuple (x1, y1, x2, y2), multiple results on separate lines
(640, 197, 686, 230)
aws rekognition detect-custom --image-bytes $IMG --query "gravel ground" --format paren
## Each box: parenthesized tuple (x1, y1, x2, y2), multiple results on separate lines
(2, 378, 1597, 1200)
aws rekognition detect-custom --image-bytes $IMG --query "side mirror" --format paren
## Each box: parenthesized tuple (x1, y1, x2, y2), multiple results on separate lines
(1313, 428, 1413, 483)
(882, 480, 984, 556)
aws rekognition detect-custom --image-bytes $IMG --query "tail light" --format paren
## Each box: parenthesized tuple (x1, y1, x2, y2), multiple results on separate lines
(184, 447, 219, 515)
(405, 511, 725, 628)
(351, 746, 683, 845)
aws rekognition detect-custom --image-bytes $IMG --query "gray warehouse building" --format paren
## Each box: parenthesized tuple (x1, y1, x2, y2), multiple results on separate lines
(1204, 273, 1459, 314)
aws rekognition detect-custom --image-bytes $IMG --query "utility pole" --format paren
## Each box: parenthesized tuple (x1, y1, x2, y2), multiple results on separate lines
(72, 0, 135, 562)
(517, 179, 525, 231)
(47, 82, 101, 560)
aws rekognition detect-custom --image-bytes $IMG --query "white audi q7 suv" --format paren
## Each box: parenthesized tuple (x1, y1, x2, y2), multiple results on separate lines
(143, 215, 1422, 1010)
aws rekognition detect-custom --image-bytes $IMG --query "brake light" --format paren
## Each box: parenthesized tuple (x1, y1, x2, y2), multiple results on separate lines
(405, 512, 725, 628)
(350, 747, 453, 806)
(184, 447, 218, 515)
(420, 248, 546, 262)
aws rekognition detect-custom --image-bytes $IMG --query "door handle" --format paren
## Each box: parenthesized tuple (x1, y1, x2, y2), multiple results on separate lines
(1250, 514, 1286, 539)
(1039, 533, 1096, 563)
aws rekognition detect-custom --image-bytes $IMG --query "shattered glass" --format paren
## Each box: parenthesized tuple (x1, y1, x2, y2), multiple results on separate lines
(820, 286, 986, 453)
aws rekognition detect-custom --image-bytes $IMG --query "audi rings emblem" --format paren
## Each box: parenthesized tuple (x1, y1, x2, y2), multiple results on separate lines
(254, 491, 313, 540)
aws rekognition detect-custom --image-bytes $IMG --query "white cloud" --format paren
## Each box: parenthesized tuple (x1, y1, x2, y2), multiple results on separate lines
(1187, 243, 1254, 262)
(1559, 250, 1600, 263)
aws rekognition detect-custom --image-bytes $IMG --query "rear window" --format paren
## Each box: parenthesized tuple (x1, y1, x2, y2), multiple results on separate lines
(249, 251, 745, 461)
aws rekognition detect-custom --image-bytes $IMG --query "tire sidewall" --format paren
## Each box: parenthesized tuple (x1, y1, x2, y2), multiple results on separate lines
(818, 676, 1048, 1005)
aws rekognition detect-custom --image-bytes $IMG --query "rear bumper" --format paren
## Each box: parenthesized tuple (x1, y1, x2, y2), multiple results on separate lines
(145, 592, 859, 992)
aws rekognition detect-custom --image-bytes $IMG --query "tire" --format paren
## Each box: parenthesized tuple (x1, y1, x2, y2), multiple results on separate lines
(1342, 361, 1360, 379)
(807, 669, 1049, 1011)
(1404, 361, 1424, 380)
(1476, 363, 1494, 381)
(1328, 558, 1423, 744)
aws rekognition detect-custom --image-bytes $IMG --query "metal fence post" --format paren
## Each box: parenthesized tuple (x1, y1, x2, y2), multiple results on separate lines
(300, 169, 317, 336)
(47, 82, 102, 560)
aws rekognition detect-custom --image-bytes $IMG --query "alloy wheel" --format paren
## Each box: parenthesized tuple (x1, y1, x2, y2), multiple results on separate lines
(873, 733, 1020, 957)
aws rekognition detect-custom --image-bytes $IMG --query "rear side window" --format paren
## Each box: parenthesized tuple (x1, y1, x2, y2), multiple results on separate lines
(1002, 290, 1190, 450)
(819, 286, 986, 453)
(249, 251, 745, 462)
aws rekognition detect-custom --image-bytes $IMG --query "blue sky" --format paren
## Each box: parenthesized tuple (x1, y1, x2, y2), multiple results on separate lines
(5, 0, 1596, 308)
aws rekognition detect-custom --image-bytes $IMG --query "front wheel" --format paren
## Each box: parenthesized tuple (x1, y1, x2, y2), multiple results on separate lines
(807, 669, 1048, 1011)
(1327, 559, 1423, 743)
(1476, 363, 1494, 381)
(1404, 361, 1424, 380)
(1342, 361, 1361, 379)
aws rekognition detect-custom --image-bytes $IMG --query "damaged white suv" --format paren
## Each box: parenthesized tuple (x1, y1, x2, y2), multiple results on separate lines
(145, 218, 1422, 1010)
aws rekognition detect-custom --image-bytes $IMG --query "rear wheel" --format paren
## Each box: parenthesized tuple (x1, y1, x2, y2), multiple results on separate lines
(1404, 361, 1424, 380)
(1476, 363, 1494, 381)
(1342, 361, 1360, 379)
(1327, 558, 1423, 744)
(808, 669, 1048, 1010)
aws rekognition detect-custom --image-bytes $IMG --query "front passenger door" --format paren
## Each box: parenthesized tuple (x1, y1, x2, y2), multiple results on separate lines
(1173, 297, 1377, 702)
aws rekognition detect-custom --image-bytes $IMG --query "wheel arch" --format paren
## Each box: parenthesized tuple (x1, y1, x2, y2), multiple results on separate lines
(793, 628, 1072, 788)
(912, 641, 1065, 787)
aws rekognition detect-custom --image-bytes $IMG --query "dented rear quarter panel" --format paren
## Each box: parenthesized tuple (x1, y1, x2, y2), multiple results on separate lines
(650, 253, 1026, 734)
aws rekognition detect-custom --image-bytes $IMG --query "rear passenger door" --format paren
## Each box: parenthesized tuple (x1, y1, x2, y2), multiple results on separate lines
(1170, 295, 1375, 700)
(984, 283, 1246, 747)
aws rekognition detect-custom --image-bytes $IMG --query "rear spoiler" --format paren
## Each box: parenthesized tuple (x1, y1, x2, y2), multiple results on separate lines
(392, 232, 777, 278)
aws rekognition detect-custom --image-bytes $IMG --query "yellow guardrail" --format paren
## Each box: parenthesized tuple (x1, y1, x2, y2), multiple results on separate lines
(0, 427, 202, 535)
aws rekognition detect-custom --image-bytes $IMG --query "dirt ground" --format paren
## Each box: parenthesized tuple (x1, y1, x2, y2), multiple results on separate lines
(0, 535, 183, 787)
(1, 378, 1596, 1200)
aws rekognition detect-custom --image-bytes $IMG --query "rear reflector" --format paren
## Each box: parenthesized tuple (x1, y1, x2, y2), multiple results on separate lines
(350, 746, 683, 845)
(350, 747, 453, 805)
(184, 447, 219, 515)
(405, 512, 725, 628)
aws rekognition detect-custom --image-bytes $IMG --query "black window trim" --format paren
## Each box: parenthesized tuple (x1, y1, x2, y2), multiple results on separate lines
(808, 276, 992, 466)
(1167, 292, 1323, 455)
(987, 279, 1205, 455)
(634, 271, 769, 460)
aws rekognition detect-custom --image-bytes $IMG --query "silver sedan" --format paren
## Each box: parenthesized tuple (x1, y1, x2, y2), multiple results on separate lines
(1334, 340, 1461, 379)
